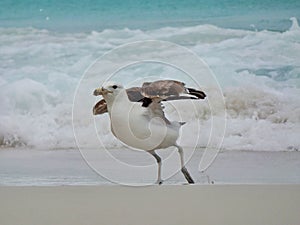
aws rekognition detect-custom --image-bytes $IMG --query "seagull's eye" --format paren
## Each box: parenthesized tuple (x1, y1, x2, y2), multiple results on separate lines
(112, 85, 118, 89)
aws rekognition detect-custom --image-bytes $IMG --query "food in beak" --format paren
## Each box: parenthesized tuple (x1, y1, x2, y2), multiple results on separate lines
(93, 87, 112, 96)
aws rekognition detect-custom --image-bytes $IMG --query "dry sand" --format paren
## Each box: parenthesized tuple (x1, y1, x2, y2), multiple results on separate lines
(0, 185, 299, 225)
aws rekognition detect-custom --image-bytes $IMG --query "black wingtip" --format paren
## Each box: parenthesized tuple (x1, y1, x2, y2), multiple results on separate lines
(187, 88, 206, 99)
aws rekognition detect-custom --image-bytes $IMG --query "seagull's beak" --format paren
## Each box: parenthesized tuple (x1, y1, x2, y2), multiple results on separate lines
(93, 87, 112, 96)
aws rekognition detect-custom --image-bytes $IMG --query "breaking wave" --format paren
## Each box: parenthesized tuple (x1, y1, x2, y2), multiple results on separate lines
(0, 18, 299, 151)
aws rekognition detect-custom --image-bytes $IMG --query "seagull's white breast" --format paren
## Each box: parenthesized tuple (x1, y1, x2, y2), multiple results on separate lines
(108, 94, 180, 151)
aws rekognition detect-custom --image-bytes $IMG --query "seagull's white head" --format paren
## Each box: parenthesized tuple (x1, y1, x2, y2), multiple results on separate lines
(93, 81, 126, 102)
(93, 81, 128, 113)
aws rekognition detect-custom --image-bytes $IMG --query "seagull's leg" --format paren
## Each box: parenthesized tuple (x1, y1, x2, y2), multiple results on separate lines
(148, 150, 163, 185)
(175, 145, 195, 184)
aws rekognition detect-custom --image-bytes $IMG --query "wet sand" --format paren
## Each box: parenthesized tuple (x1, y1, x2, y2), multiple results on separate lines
(0, 148, 299, 185)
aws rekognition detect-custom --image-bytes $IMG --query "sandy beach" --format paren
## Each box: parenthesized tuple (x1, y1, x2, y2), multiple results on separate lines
(1, 148, 299, 224)
(0, 185, 300, 225)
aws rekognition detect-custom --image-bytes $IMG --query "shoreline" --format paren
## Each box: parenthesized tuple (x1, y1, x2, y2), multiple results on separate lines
(0, 148, 299, 185)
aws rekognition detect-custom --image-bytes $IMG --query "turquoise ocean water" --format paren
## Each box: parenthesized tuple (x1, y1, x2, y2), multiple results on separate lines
(1, 0, 300, 31)
(0, 0, 300, 151)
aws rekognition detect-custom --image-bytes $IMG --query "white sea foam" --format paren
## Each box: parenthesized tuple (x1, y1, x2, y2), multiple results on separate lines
(0, 19, 299, 151)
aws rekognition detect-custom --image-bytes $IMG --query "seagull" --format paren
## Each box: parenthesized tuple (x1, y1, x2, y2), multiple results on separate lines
(93, 80, 206, 184)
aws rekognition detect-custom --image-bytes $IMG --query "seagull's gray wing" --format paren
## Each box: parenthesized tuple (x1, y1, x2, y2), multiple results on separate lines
(126, 87, 144, 102)
(139, 80, 206, 124)
(141, 80, 206, 100)
(93, 80, 206, 115)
